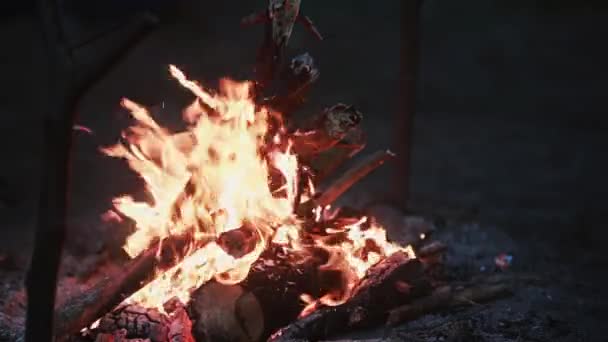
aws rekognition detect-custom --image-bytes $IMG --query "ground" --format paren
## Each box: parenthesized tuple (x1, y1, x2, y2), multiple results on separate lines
(329, 216, 608, 341)
(0, 0, 607, 341)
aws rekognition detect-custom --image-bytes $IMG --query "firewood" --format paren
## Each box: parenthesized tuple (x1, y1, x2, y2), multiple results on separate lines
(245, 0, 321, 94)
(167, 306, 195, 342)
(315, 149, 395, 208)
(414, 240, 447, 281)
(290, 104, 363, 160)
(189, 282, 262, 342)
(265, 53, 320, 115)
(242, 1, 322, 46)
(417, 241, 447, 258)
(385, 286, 451, 326)
(95, 329, 151, 342)
(364, 205, 436, 248)
(416, 241, 447, 266)
(53, 225, 284, 340)
(97, 305, 169, 342)
(314, 150, 395, 208)
(189, 247, 324, 342)
(54, 251, 157, 339)
(297, 150, 395, 218)
(93, 300, 194, 342)
(54, 235, 190, 339)
(385, 283, 512, 326)
(268, 252, 432, 341)
(309, 126, 366, 183)
(94, 333, 113, 342)
(26, 1, 158, 340)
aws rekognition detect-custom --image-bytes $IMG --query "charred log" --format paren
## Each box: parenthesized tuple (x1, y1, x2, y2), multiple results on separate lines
(167, 306, 195, 342)
(53, 234, 192, 340)
(268, 252, 432, 341)
(92, 303, 194, 342)
(96, 305, 170, 342)
(297, 150, 396, 218)
(189, 246, 325, 342)
(310, 127, 366, 183)
(54, 247, 159, 339)
(315, 150, 395, 208)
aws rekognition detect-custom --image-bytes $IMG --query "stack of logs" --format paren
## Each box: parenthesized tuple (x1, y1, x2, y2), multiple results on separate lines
(83, 235, 510, 342)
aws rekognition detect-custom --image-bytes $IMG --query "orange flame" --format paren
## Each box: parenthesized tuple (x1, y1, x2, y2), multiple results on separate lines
(102, 65, 414, 313)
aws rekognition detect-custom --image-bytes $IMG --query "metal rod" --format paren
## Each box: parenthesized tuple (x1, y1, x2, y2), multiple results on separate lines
(392, 0, 423, 210)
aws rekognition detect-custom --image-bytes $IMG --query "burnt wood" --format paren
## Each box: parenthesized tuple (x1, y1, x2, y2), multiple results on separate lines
(268, 252, 432, 341)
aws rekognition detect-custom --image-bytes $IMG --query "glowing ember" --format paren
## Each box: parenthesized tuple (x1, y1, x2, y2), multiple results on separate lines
(101, 65, 414, 314)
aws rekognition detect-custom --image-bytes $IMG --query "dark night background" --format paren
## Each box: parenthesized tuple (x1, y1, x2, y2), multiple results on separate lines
(0, 0, 607, 340)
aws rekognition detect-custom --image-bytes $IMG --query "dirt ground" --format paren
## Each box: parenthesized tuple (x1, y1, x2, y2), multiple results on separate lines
(0, 0, 607, 341)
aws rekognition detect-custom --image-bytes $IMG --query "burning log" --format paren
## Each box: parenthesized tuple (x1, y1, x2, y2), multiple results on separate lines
(189, 247, 324, 342)
(167, 306, 195, 342)
(268, 252, 432, 341)
(364, 206, 436, 248)
(53, 235, 192, 339)
(315, 150, 395, 208)
(94, 330, 149, 342)
(54, 248, 158, 339)
(296, 149, 395, 219)
(93, 303, 194, 342)
(310, 127, 366, 182)
(189, 282, 264, 342)
(291, 104, 363, 160)
(96, 305, 170, 342)
(386, 282, 512, 326)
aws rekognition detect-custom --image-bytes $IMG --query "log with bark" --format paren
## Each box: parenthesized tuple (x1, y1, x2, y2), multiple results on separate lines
(310, 127, 366, 183)
(93, 301, 194, 342)
(243, 0, 322, 95)
(188, 246, 326, 342)
(297, 149, 396, 218)
(54, 223, 252, 341)
(315, 150, 395, 208)
(95, 304, 170, 342)
(38, 234, 187, 341)
(54, 245, 161, 339)
(290, 104, 363, 160)
(268, 251, 432, 342)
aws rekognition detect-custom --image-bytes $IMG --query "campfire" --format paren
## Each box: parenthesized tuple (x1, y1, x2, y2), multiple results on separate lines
(107, 61, 414, 309)
(6, 2, 512, 341)
(86, 62, 420, 341)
